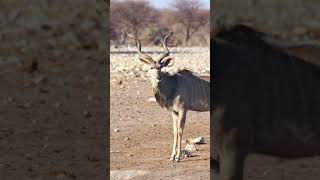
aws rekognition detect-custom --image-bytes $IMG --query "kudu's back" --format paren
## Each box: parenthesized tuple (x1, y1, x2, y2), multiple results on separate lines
(173, 70, 210, 112)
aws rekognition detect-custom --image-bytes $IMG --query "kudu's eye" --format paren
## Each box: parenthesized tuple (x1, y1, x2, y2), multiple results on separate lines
(150, 67, 154, 69)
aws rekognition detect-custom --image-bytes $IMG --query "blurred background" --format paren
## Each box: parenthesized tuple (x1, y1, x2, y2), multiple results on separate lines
(110, 0, 210, 47)
(212, 0, 320, 41)
(0, 1, 108, 179)
(212, 1, 320, 180)
(212, 0, 320, 66)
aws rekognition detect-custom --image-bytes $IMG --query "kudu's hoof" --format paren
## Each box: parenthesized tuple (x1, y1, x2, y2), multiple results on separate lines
(174, 157, 180, 162)
(169, 157, 175, 161)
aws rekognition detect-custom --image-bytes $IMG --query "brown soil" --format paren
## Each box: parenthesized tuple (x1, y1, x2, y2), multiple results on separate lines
(0, 49, 107, 180)
(110, 77, 210, 179)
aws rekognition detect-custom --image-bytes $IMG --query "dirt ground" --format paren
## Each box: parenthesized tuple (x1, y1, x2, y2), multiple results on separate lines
(0, 50, 108, 180)
(0, 19, 108, 180)
(110, 78, 210, 179)
(0, 1, 108, 179)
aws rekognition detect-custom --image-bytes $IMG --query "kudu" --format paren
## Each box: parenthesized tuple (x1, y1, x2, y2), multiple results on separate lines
(128, 30, 210, 161)
(211, 24, 320, 180)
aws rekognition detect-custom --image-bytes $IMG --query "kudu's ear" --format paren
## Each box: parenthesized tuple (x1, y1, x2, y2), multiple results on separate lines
(161, 56, 174, 67)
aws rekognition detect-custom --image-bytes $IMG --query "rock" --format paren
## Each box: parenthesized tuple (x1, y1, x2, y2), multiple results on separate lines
(124, 137, 130, 141)
(184, 144, 197, 152)
(181, 149, 193, 157)
(148, 97, 156, 103)
(117, 79, 123, 85)
(114, 128, 119, 132)
(189, 137, 205, 144)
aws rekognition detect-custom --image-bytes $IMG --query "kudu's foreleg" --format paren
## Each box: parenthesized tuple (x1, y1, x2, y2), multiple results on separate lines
(170, 111, 178, 161)
(175, 109, 187, 162)
(220, 128, 248, 180)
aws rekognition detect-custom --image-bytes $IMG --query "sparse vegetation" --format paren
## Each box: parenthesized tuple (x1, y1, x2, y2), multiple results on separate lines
(110, 0, 209, 47)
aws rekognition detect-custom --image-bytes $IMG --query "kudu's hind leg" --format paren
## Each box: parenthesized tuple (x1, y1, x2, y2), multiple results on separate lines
(175, 109, 187, 162)
(170, 111, 178, 161)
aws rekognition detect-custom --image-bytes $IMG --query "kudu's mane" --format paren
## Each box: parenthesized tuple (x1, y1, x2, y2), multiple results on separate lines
(213, 24, 276, 51)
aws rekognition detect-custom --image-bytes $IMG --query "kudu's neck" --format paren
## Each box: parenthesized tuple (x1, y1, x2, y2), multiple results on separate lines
(150, 71, 172, 93)
(150, 71, 176, 109)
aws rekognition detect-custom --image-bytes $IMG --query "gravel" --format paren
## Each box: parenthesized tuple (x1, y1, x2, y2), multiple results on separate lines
(110, 46, 210, 80)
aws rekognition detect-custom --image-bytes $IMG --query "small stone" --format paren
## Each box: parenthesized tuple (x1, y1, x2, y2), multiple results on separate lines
(184, 144, 197, 152)
(124, 137, 130, 141)
(148, 97, 156, 102)
(117, 79, 122, 85)
(152, 124, 156, 127)
(190, 137, 205, 144)
(114, 129, 119, 132)
(182, 149, 193, 157)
